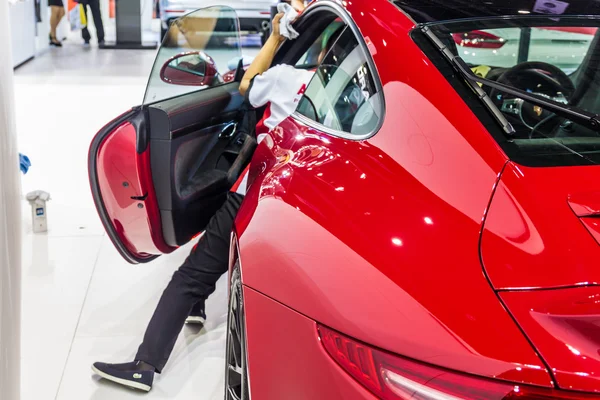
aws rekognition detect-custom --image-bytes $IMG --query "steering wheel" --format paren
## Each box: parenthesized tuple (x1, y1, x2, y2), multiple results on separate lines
(490, 61, 575, 134)
(493, 61, 575, 99)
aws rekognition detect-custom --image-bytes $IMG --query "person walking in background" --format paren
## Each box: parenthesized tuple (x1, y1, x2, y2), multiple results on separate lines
(79, 0, 105, 45)
(48, 0, 65, 47)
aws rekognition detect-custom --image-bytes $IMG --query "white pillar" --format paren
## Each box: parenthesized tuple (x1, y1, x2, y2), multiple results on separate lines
(141, 0, 153, 32)
(8, 0, 36, 67)
(36, 0, 50, 53)
(0, 1, 22, 400)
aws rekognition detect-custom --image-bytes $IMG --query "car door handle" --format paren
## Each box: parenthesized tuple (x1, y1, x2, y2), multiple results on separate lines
(131, 193, 148, 201)
(219, 122, 237, 138)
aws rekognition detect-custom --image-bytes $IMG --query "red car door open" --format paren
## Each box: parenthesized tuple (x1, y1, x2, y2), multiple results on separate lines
(88, 6, 254, 263)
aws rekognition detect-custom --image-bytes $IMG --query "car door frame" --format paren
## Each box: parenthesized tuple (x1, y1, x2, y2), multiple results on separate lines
(274, 0, 385, 139)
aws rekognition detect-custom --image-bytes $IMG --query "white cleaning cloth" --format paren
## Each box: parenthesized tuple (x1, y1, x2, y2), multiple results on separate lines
(227, 55, 256, 71)
(277, 3, 299, 40)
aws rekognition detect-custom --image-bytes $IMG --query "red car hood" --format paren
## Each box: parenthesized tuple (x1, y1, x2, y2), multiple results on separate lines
(482, 161, 600, 393)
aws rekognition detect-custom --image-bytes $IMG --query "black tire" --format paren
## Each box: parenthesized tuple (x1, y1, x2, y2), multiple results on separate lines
(224, 263, 249, 400)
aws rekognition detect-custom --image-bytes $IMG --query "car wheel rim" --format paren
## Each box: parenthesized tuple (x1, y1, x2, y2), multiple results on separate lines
(225, 272, 247, 400)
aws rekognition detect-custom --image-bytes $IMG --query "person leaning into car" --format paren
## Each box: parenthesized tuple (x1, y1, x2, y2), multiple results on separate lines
(90, 0, 312, 392)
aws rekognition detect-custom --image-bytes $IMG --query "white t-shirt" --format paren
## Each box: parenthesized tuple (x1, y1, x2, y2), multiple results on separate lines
(248, 64, 314, 130)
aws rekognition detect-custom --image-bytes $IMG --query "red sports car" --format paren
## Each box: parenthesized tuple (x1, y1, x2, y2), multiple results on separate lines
(89, 0, 600, 398)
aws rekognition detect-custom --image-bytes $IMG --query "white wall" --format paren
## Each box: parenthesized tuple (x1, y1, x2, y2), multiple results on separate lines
(36, 0, 49, 53)
(141, 0, 154, 31)
(9, 0, 36, 67)
(0, 1, 22, 399)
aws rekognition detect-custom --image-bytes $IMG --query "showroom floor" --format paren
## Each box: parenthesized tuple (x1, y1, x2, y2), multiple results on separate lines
(15, 38, 257, 400)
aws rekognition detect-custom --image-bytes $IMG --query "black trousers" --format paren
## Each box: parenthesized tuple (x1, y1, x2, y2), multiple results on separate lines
(136, 193, 244, 373)
(81, 0, 104, 42)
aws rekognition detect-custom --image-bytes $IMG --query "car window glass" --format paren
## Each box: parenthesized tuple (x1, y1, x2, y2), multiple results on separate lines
(455, 27, 596, 74)
(143, 6, 242, 105)
(295, 18, 346, 69)
(296, 28, 382, 136)
(419, 19, 600, 167)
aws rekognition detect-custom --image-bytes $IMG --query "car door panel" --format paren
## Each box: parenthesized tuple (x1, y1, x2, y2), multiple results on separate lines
(89, 5, 254, 263)
(147, 84, 240, 140)
(90, 109, 170, 264)
(147, 83, 246, 248)
(90, 81, 255, 263)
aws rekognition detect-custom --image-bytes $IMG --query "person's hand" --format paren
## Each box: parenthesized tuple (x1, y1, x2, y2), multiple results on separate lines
(291, 0, 306, 12)
(270, 13, 285, 43)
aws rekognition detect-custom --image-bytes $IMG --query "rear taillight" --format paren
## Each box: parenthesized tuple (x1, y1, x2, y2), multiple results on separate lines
(452, 31, 507, 49)
(318, 325, 599, 399)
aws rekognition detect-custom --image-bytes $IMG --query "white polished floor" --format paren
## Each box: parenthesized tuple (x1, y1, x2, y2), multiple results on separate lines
(15, 36, 258, 400)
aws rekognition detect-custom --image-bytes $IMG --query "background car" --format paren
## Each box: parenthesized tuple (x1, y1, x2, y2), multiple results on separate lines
(158, 0, 277, 43)
(89, 0, 600, 399)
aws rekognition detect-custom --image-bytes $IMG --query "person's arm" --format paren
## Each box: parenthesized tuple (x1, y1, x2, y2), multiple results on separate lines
(239, 13, 285, 97)
(291, 0, 306, 12)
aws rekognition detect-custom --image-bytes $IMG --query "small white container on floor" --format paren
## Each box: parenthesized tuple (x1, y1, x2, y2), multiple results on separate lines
(26, 190, 50, 233)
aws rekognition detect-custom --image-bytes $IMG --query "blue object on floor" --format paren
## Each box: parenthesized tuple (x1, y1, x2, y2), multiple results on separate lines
(19, 153, 31, 174)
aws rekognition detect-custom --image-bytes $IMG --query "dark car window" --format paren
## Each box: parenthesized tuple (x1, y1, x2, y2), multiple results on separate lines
(413, 17, 600, 167)
(295, 19, 346, 70)
(296, 28, 383, 137)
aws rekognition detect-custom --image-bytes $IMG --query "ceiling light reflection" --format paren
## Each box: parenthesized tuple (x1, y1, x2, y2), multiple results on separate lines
(567, 345, 581, 356)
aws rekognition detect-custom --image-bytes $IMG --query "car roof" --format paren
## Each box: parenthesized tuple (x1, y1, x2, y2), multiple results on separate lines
(392, 0, 600, 24)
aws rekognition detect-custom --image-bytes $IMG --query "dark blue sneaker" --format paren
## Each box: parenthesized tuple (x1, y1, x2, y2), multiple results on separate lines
(92, 361, 154, 392)
(186, 299, 206, 325)
(185, 313, 206, 324)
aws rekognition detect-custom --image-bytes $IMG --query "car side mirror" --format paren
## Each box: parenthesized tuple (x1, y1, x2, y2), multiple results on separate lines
(160, 52, 219, 86)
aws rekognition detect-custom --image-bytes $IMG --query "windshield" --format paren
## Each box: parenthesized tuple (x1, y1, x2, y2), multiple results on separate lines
(423, 17, 600, 167)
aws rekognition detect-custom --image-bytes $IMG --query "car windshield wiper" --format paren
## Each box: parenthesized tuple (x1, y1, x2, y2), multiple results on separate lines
(421, 26, 600, 135)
